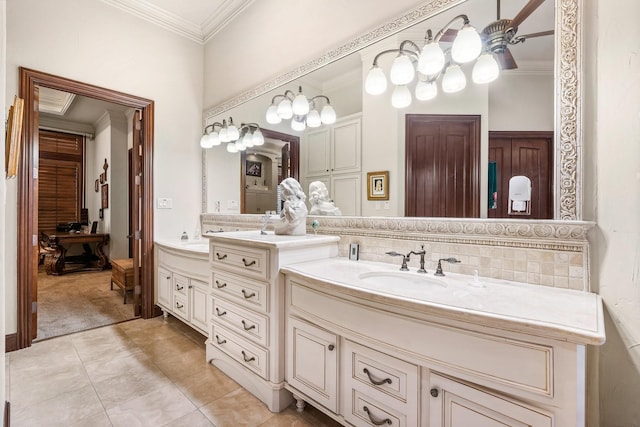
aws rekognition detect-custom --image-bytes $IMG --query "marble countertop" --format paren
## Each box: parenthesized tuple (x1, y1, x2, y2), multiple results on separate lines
(155, 238, 210, 254)
(205, 230, 340, 249)
(281, 258, 606, 346)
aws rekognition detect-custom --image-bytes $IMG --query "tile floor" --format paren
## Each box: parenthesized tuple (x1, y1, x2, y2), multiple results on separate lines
(5, 316, 342, 426)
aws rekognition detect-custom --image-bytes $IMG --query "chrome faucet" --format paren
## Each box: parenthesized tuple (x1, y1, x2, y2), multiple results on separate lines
(407, 249, 427, 273)
(434, 257, 461, 276)
(385, 251, 409, 271)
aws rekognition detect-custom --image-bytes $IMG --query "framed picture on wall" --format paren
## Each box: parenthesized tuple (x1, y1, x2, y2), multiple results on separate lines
(101, 184, 109, 209)
(246, 160, 262, 177)
(367, 171, 389, 200)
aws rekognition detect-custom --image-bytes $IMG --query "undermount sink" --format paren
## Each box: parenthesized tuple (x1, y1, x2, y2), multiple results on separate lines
(358, 271, 447, 288)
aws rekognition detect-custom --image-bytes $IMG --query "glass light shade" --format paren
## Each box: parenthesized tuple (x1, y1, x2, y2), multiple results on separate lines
(291, 117, 306, 131)
(242, 132, 254, 148)
(472, 53, 500, 84)
(277, 98, 293, 119)
(320, 105, 337, 124)
(209, 131, 221, 146)
(451, 24, 482, 63)
(389, 54, 415, 85)
(227, 123, 239, 141)
(391, 85, 412, 108)
(292, 92, 310, 115)
(266, 105, 281, 124)
(306, 109, 322, 127)
(252, 129, 264, 146)
(200, 133, 213, 149)
(442, 65, 467, 93)
(226, 142, 238, 153)
(235, 139, 246, 151)
(418, 42, 445, 76)
(365, 66, 387, 95)
(415, 80, 438, 101)
(219, 127, 229, 142)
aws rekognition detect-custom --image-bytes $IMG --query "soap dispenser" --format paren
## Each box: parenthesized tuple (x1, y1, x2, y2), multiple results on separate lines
(180, 231, 189, 241)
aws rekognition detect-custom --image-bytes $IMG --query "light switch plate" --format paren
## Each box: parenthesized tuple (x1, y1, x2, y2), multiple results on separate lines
(157, 197, 172, 209)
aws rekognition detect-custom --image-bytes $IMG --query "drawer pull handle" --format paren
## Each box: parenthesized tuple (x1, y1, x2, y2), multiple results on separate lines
(363, 406, 392, 425)
(430, 388, 439, 398)
(165, 276, 171, 280)
(363, 368, 392, 386)
(241, 350, 255, 363)
(242, 258, 256, 267)
(241, 320, 256, 331)
(175, 302, 184, 309)
(216, 253, 227, 260)
(242, 289, 256, 299)
(215, 335, 226, 345)
(215, 308, 227, 317)
(176, 285, 184, 291)
(215, 280, 227, 289)
(328, 344, 335, 351)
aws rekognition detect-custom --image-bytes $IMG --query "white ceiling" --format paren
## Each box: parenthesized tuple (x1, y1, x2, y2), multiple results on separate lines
(99, 0, 255, 43)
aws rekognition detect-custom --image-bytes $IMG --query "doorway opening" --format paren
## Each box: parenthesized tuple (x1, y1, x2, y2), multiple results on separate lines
(16, 68, 155, 349)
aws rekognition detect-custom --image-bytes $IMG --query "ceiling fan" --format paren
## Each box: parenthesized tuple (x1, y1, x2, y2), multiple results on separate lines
(482, 0, 554, 69)
(440, 0, 554, 70)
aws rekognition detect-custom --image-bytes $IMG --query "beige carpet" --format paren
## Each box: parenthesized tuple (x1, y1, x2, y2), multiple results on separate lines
(36, 267, 137, 341)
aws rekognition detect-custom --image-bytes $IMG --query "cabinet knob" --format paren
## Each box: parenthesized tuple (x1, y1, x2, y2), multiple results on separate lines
(430, 388, 439, 398)
(328, 344, 335, 351)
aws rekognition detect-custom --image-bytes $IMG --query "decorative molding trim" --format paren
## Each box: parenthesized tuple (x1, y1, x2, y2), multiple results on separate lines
(202, 214, 594, 251)
(202, 0, 582, 222)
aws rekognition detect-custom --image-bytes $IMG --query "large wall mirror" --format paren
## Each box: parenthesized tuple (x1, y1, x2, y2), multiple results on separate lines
(203, 0, 581, 221)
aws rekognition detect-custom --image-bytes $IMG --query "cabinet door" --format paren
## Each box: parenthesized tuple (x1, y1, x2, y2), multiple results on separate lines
(157, 267, 172, 307)
(331, 173, 361, 216)
(190, 279, 209, 333)
(305, 128, 331, 176)
(287, 317, 338, 412)
(427, 373, 553, 427)
(331, 117, 361, 174)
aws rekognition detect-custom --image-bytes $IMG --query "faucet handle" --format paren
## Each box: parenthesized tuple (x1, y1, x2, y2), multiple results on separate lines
(434, 257, 461, 276)
(385, 251, 409, 271)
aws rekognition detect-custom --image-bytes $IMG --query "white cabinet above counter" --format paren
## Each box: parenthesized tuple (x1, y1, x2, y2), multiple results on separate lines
(281, 258, 605, 427)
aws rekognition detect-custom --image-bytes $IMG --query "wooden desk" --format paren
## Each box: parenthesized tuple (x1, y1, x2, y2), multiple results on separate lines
(42, 232, 110, 275)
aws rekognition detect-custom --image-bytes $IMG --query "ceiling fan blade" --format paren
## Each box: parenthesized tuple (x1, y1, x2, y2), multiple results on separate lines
(518, 30, 554, 40)
(509, 0, 545, 30)
(437, 28, 458, 43)
(496, 47, 517, 70)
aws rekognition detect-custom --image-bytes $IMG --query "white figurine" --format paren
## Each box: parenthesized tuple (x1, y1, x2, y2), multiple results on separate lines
(308, 181, 342, 216)
(274, 178, 308, 235)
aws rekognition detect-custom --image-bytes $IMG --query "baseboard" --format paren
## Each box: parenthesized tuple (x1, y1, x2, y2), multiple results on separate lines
(5, 333, 18, 353)
(4, 400, 9, 427)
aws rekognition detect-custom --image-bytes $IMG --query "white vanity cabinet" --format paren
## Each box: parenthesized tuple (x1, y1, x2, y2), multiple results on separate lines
(155, 240, 210, 336)
(205, 231, 339, 412)
(303, 114, 362, 216)
(282, 258, 605, 427)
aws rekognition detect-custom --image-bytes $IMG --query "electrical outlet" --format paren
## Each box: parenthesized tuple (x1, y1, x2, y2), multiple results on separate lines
(157, 197, 172, 209)
(384, 201, 390, 210)
(349, 243, 360, 261)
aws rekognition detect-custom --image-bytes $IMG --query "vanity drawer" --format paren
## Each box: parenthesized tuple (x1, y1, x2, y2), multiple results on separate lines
(344, 339, 419, 405)
(172, 273, 189, 297)
(172, 294, 188, 320)
(211, 297, 269, 347)
(212, 271, 268, 313)
(346, 390, 407, 427)
(211, 243, 269, 280)
(210, 324, 268, 380)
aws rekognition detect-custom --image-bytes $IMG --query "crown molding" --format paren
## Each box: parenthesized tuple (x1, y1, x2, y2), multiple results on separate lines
(100, 0, 254, 44)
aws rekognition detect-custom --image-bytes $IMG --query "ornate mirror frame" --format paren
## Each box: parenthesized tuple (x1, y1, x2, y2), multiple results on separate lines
(204, 0, 582, 221)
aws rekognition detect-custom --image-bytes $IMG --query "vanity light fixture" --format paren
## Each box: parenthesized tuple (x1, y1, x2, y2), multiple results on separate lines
(200, 117, 264, 153)
(265, 86, 337, 131)
(365, 14, 500, 108)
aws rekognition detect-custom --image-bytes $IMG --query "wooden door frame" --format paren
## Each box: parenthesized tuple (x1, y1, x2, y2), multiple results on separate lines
(17, 67, 155, 349)
(239, 128, 299, 213)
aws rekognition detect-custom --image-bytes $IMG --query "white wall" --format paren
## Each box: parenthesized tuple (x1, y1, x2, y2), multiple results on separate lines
(1, 0, 7, 417)
(4, 0, 204, 334)
(588, 0, 640, 425)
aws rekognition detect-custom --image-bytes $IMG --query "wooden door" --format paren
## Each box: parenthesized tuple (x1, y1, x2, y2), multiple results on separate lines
(488, 132, 553, 219)
(30, 86, 40, 340)
(405, 115, 480, 218)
